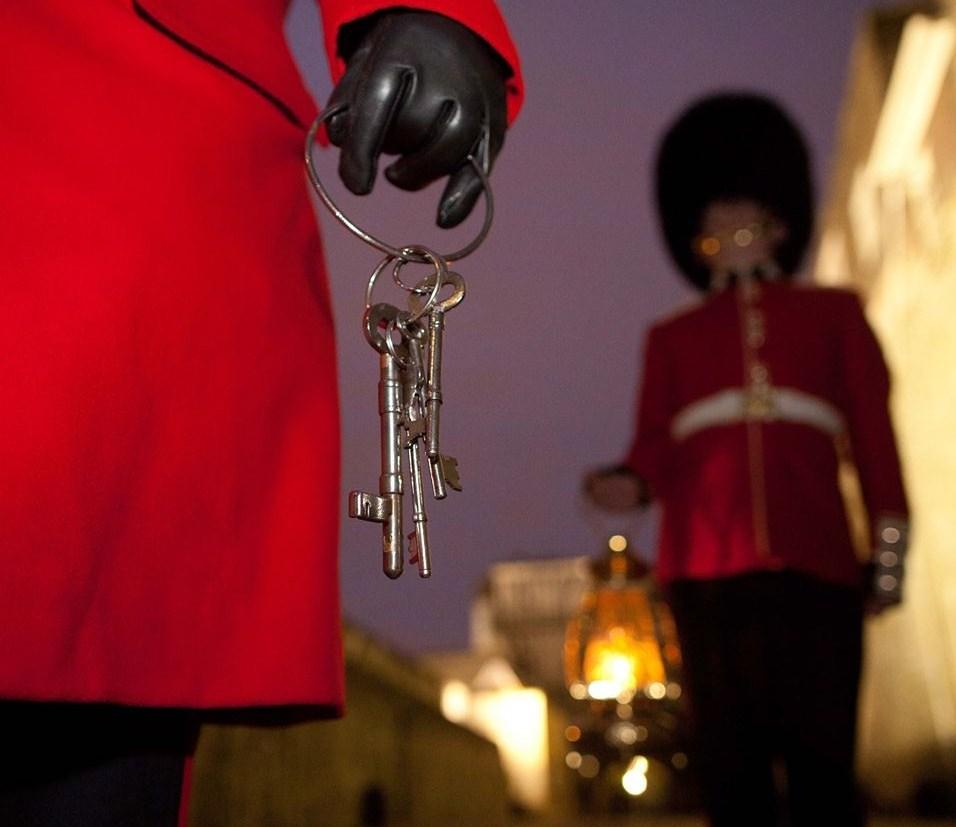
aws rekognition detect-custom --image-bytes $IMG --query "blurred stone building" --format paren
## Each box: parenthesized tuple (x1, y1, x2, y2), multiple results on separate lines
(470, 556, 594, 699)
(425, 556, 593, 818)
(183, 557, 617, 826)
(815, 0, 956, 810)
(454, 552, 691, 816)
(188, 624, 512, 827)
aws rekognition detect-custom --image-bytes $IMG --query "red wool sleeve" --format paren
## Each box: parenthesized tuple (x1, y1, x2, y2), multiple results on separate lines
(626, 325, 675, 495)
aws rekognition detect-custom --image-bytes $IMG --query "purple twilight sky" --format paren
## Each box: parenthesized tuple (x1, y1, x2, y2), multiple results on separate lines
(285, 0, 897, 655)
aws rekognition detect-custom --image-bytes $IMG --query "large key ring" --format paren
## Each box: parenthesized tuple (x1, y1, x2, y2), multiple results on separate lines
(364, 302, 411, 363)
(305, 104, 494, 264)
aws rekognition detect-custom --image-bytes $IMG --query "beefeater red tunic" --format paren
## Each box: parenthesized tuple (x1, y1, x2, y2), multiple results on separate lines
(627, 281, 909, 587)
(0, 0, 522, 710)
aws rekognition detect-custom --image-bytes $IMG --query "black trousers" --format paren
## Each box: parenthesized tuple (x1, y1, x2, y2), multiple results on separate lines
(667, 571, 865, 827)
(0, 703, 198, 827)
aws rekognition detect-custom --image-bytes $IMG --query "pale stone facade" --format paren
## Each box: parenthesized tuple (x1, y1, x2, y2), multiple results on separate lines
(816, 1, 956, 808)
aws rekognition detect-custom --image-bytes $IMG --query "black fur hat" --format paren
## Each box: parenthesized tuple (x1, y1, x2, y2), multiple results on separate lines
(655, 92, 814, 290)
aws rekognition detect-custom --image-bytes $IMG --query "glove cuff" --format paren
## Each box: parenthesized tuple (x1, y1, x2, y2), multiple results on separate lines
(870, 514, 909, 604)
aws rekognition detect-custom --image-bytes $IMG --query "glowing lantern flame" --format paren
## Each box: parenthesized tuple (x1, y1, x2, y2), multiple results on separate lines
(622, 755, 650, 796)
(565, 536, 680, 701)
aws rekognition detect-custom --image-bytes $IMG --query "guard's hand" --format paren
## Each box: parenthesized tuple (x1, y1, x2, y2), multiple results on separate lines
(583, 466, 650, 513)
(326, 11, 509, 228)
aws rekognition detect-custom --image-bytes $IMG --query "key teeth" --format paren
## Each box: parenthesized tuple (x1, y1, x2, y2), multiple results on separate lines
(427, 455, 461, 498)
(403, 420, 426, 448)
(441, 456, 462, 492)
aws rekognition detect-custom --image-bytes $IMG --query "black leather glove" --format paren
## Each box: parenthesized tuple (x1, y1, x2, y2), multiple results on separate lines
(326, 10, 509, 228)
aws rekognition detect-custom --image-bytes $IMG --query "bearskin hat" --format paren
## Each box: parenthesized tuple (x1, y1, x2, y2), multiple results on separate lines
(654, 92, 814, 290)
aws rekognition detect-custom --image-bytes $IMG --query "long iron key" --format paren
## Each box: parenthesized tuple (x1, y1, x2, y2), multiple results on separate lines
(401, 330, 432, 577)
(349, 303, 408, 579)
(411, 271, 466, 499)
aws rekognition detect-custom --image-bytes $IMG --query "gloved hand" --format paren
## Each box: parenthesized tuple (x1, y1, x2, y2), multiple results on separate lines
(864, 515, 907, 615)
(326, 10, 509, 228)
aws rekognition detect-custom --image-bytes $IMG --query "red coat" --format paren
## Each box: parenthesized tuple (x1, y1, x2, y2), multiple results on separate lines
(0, 1, 521, 709)
(627, 281, 908, 587)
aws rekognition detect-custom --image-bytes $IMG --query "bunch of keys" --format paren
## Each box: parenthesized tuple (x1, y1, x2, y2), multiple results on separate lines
(305, 106, 494, 580)
(350, 248, 466, 578)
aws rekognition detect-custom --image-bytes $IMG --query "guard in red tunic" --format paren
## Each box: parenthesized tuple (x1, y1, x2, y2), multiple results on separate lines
(0, 2, 522, 823)
(587, 93, 908, 827)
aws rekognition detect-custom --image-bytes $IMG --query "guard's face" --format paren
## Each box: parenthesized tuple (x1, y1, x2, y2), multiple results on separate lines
(694, 199, 788, 279)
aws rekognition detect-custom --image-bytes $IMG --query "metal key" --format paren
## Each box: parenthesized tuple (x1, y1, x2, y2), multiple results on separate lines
(400, 329, 433, 577)
(410, 271, 466, 498)
(349, 303, 408, 578)
(306, 112, 496, 584)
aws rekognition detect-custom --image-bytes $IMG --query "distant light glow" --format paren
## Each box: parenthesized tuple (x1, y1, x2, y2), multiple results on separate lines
(565, 751, 582, 770)
(608, 534, 628, 552)
(614, 723, 638, 745)
(565, 725, 581, 743)
(699, 236, 721, 257)
(585, 629, 641, 700)
(623, 771, 648, 796)
(440, 680, 471, 723)
(471, 688, 550, 811)
(622, 755, 649, 796)
(734, 228, 754, 247)
(579, 754, 600, 779)
(569, 682, 588, 700)
(587, 679, 621, 700)
(646, 681, 667, 700)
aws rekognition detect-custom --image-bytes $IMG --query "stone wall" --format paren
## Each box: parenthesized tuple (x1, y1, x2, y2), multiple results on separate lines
(189, 625, 511, 827)
(816, 2, 956, 810)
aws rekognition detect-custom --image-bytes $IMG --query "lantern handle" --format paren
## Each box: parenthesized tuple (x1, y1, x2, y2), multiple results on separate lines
(577, 492, 653, 560)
